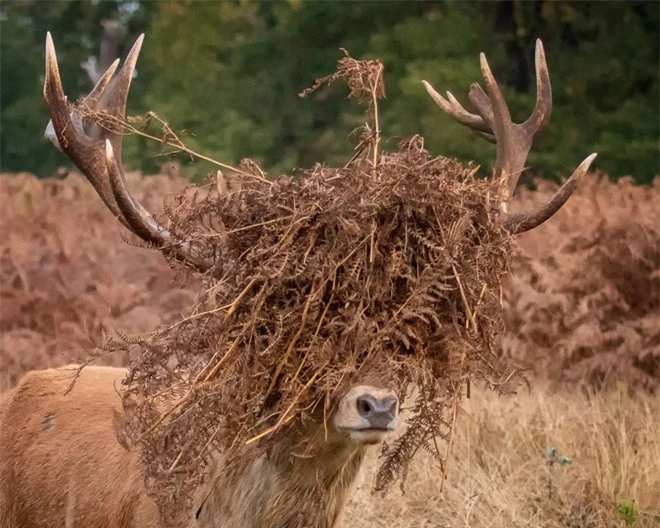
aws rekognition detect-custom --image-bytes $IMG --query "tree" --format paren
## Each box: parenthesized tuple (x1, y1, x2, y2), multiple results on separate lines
(1, 1, 657, 182)
(137, 1, 660, 182)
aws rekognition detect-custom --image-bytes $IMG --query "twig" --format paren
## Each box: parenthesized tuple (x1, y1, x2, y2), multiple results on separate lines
(440, 389, 460, 492)
(83, 106, 272, 184)
(452, 263, 478, 333)
(371, 64, 383, 169)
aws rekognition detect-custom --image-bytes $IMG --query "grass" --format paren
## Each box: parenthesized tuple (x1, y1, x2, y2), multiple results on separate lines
(2, 372, 658, 526)
(344, 383, 660, 527)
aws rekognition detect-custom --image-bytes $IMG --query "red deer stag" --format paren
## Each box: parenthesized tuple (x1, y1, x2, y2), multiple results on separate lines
(0, 33, 595, 528)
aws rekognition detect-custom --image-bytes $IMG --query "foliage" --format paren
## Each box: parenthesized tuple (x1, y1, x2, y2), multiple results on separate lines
(618, 499, 637, 526)
(504, 174, 660, 390)
(0, 171, 195, 386)
(1, 1, 657, 181)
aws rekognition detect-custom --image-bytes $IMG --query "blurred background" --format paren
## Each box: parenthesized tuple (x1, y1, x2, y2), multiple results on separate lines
(1, 0, 658, 182)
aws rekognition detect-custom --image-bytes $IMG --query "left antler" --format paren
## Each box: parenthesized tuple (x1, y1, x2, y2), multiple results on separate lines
(423, 39, 596, 234)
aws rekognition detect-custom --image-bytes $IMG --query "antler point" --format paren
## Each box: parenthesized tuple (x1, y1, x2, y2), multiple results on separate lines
(45, 32, 56, 65)
(583, 152, 598, 166)
(105, 139, 114, 161)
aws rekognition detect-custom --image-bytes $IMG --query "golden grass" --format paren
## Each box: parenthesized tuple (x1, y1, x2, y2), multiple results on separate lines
(344, 383, 660, 527)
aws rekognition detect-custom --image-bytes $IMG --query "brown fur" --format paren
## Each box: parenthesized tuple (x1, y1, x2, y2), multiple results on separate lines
(0, 366, 396, 527)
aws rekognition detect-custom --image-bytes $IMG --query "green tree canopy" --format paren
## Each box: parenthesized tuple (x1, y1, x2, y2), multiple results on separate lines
(1, 1, 657, 183)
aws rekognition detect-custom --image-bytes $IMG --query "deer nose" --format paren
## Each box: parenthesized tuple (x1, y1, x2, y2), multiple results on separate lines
(356, 395, 398, 429)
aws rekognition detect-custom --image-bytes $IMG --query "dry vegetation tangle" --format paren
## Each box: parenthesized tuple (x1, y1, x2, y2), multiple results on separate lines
(1, 171, 658, 527)
(2, 172, 657, 391)
(118, 141, 523, 518)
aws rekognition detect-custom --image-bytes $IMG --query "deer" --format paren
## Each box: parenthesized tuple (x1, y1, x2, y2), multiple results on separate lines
(0, 33, 595, 528)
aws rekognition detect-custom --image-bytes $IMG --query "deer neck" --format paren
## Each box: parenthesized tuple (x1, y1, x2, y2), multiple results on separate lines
(273, 433, 368, 527)
(197, 429, 367, 528)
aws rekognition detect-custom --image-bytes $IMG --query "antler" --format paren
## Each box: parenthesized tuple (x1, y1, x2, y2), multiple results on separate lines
(43, 32, 214, 271)
(422, 39, 597, 234)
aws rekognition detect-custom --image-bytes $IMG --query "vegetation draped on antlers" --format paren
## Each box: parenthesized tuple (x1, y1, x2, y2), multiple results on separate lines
(44, 33, 595, 269)
(43, 32, 597, 515)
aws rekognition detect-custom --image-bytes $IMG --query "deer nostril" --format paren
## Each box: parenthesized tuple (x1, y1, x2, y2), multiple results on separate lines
(356, 396, 374, 417)
(388, 401, 397, 416)
(382, 396, 398, 417)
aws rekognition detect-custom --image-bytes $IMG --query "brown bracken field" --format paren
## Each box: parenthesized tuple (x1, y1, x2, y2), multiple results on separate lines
(1, 170, 658, 527)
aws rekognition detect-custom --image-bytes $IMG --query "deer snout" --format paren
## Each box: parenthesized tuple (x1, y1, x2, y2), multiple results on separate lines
(333, 386, 399, 442)
(355, 394, 398, 430)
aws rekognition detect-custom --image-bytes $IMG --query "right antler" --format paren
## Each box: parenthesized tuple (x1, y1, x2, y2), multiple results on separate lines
(423, 39, 597, 234)
(43, 32, 215, 271)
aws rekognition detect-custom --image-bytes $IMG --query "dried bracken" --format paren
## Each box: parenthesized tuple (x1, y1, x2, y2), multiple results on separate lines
(299, 49, 385, 104)
(113, 133, 517, 518)
(505, 174, 660, 390)
(0, 172, 195, 387)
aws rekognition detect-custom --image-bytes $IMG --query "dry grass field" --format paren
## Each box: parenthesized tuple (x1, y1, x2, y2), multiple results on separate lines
(346, 385, 659, 527)
(1, 171, 658, 526)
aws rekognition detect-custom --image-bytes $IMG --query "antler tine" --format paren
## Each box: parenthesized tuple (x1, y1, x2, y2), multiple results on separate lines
(466, 83, 495, 141)
(104, 140, 215, 266)
(478, 51, 528, 196)
(104, 139, 167, 243)
(44, 55, 119, 151)
(100, 33, 143, 162)
(44, 32, 125, 223)
(422, 82, 492, 137)
(505, 153, 597, 234)
(522, 40, 552, 138)
(83, 58, 120, 108)
(44, 32, 215, 272)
